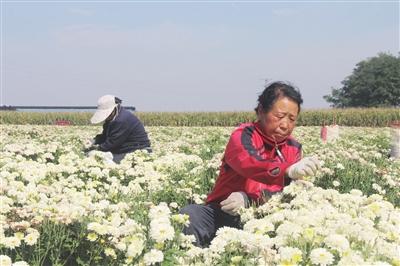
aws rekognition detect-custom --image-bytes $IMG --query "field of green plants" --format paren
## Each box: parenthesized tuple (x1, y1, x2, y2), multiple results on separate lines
(1, 108, 399, 126)
(0, 124, 399, 265)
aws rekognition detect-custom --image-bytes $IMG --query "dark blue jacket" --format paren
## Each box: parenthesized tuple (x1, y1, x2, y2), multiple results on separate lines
(94, 106, 151, 154)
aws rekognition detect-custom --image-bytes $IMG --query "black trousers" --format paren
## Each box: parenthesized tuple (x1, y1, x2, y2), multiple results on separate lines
(179, 203, 242, 247)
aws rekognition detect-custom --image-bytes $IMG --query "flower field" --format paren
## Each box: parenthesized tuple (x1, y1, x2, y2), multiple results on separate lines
(0, 125, 399, 265)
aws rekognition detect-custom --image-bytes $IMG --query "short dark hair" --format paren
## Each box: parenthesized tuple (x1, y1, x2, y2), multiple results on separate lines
(255, 81, 303, 114)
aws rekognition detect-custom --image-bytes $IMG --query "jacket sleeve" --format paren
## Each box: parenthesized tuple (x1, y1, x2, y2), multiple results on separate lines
(224, 127, 292, 184)
(94, 125, 107, 144)
(98, 121, 131, 152)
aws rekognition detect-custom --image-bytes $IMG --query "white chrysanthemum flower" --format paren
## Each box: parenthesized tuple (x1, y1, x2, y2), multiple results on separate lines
(150, 220, 175, 243)
(350, 189, 363, 197)
(171, 214, 190, 226)
(87, 222, 108, 235)
(243, 219, 274, 235)
(143, 249, 164, 265)
(14, 232, 24, 240)
(148, 202, 171, 220)
(115, 241, 126, 251)
(310, 248, 334, 266)
(12, 261, 30, 266)
(0, 196, 13, 214)
(336, 251, 365, 266)
(24, 232, 40, 246)
(332, 180, 340, 187)
(2, 236, 21, 249)
(126, 235, 144, 258)
(324, 234, 350, 254)
(335, 163, 345, 170)
(239, 207, 255, 223)
(104, 247, 117, 259)
(374, 239, 400, 262)
(0, 255, 12, 266)
(267, 212, 286, 224)
(185, 246, 204, 260)
(169, 202, 179, 209)
(192, 193, 204, 204)
(178, 233, 196, 248)
(87, 232, 97, 242)
(246, 233, 274, 252)
(278, 246, 303, 265)
(372, 183, 386, 194)
(276, 221, 302, 239)
(209, 227, 238, 254)
(302, 227, 316, 242)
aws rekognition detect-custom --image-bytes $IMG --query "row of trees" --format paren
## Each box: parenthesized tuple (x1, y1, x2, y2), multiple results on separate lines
(324, 53, 399, 108)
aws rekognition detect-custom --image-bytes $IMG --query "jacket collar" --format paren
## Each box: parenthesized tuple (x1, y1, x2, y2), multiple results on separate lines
(254, 121, 288, 147)
(110, 105, 122, 122)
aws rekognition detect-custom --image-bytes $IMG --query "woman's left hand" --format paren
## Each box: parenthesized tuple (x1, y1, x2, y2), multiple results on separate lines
(287, 156, 321, 180)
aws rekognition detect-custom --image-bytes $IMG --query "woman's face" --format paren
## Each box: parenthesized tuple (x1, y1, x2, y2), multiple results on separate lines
(258, 96, 299, 143)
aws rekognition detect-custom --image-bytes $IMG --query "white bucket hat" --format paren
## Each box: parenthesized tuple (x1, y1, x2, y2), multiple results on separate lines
(90, 95, 118, 124)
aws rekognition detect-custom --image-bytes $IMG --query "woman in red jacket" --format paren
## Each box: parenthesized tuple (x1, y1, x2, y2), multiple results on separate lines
(180, 81, 320, 247)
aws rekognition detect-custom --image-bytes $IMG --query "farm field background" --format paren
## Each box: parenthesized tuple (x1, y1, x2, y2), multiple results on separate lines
(0, 124, 399, 265)
(0, 108, 399, 127)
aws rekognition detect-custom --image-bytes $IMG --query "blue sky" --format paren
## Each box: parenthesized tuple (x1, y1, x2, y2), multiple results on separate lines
(2, 1, 399, 111)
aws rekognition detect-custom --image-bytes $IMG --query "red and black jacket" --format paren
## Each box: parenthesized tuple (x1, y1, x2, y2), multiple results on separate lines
(206, 122, 302, 205)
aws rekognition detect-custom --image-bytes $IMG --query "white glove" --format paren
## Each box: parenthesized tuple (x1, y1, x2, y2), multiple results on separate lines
(84, 138, 95, 148)
(87, 151, 115, 165)
(220, 192, 248, 216)
(287, 156, 321, 180)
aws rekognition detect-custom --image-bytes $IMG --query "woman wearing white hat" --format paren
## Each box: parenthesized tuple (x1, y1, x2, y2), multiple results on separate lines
(85, 95, 151, 163)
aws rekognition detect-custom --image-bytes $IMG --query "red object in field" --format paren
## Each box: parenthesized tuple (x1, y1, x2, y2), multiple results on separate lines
(55, 119, 72, 126)
(321, 126, 327, 141)
(390, 120, 400, 159)
(391, 120, 400, 128)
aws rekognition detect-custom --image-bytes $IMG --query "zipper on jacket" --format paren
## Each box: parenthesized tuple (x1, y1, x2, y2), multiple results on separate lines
(275, 143, 287, 189)
(275, 144, 285, 162)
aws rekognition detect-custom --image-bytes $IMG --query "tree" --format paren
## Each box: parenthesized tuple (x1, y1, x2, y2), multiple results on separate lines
(324, 53, 400, 107)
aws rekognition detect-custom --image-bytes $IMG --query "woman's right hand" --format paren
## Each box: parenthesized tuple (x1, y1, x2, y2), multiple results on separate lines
(286, 156, 321, 180)
(220, 192, 249, 216)
(84, 138, 95, 148)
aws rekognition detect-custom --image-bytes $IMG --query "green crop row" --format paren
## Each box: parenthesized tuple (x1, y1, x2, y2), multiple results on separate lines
(0, 108, 399, 127)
